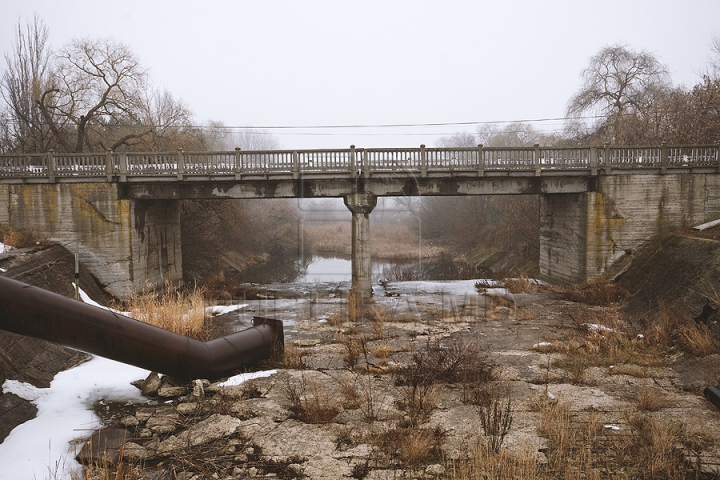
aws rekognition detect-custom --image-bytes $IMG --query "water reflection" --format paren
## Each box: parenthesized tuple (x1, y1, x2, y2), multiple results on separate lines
(229, 253, 484, 285)
(297, 253, 486, 283)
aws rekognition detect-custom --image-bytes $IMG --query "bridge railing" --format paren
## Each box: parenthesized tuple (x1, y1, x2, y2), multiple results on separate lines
(0, 144, 717, 180)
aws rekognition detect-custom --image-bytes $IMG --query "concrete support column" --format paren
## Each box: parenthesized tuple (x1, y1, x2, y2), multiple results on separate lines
(539, 193, 589, 284)
(344, 192, 377, 319)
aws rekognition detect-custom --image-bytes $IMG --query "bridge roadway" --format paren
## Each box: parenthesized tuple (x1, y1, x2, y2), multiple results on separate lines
(1, 144, 719, 315)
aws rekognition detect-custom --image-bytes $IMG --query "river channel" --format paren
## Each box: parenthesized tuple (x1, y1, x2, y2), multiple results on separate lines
(209, 253, 492, 342)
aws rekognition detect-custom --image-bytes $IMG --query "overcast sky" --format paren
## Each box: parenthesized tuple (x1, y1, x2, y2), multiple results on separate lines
(2, 0, 719, 150)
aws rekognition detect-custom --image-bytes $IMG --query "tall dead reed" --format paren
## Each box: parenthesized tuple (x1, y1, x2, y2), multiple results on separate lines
(122, 285, 209, 340)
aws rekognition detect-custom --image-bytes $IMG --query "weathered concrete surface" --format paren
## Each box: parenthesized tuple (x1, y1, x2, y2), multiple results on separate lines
(344, 192, 377, 308)
(121, 175, 594, 200)
(540, 173, 720, 284)
(1, 184, 182, 298)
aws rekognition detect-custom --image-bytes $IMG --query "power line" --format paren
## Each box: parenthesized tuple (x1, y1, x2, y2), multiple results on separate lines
(194, 115, 603, 131)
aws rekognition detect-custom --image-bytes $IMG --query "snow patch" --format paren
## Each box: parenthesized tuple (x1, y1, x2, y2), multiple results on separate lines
(216, 370, 277, 387)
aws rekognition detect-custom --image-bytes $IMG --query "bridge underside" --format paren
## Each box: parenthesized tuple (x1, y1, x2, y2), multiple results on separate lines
(3, 171, 719, 305)
(119, 175, 596, 200)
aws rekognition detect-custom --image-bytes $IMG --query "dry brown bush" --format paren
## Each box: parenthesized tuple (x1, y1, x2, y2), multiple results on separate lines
(450, 440, 540, 479)
(503, 275, 540, 293)
(372, 427, 444, 467)
(0, 226, 44, 249)
(555, 277, 623, 305)
(120, 284, 209, 340)
(623, 415, 687, 479)
(679, 322, 716, 356)
(635, 387, 667, 412)
(283, 373, 340, 424)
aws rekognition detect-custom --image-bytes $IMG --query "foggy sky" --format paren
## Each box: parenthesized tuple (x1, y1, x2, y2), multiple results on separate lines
(1, 0, 719, 149)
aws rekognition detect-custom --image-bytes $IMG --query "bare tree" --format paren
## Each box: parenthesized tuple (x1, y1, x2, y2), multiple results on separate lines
(0, 15, 53, 153)
(567, 44, 670, 144)
(207, 122, 281, 151)
(435, 131, 476, 148)
(709, 34, 720, 79)
(476, 123, 543, 147)
(36, 37, 149, 152)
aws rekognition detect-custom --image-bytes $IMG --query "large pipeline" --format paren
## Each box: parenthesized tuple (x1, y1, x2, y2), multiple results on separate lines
(0, 275, 283, 380)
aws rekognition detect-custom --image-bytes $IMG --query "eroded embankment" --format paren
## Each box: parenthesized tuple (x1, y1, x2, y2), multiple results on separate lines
(617, 231, 720, 318)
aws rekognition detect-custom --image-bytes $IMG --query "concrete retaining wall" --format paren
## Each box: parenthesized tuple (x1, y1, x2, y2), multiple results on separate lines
(540, 173, 720, 284)
(0, 183, 181, 298)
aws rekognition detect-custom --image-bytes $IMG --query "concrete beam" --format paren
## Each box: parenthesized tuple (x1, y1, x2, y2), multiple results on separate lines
(120, 176, 595, 200)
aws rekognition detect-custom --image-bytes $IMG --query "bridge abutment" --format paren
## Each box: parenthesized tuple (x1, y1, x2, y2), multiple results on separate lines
(540, 174, 720, 284)
(344, 192, 377, 318)
(0, 183, 182, 299)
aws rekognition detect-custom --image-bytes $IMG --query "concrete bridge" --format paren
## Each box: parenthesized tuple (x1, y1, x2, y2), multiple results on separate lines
(1, 144, 719, 304)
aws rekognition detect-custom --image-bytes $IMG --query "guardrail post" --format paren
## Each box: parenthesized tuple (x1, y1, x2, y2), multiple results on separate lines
(177, 148, 185, 180)
(420, 144, 427, 178)
(604, 144, 611, 175)
(660, 143, 668, 174)
(293, 150, 299, 179)
(47, 150, 55, 183)
(363, 149, 369, 178)
(234, 148, 242, 180)
(477, 144, 485, 177)
(119, 152, 127, 182)
(534, 144, 541, 176)
(589, 147, 598, 175)
(350, 145, 356, 179)
(105, 150, 113, 181)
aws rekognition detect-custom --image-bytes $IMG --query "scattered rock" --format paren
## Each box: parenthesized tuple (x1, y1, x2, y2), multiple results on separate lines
(76, 428, 129, 465)
(156, 414, 242, 455)
(425, 463, 445, 476)
(141, 372, 162, 396)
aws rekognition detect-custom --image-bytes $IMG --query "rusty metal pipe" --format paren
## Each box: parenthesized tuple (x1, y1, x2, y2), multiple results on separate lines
(0, 275, 283, 380)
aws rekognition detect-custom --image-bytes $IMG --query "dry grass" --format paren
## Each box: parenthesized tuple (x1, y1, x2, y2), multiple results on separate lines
(502, 275, 540, 293)
(635, 387, 667, 412)
(647, 302, 717, 356)
(279, 343, 310, 369)
(450, 441, 540, 479)
(554, 277, 623, 306)
(623, 414, 688, 479)
(283, 373, 340, 424)
(0, 225, 45, 249)
(678, 322, 716, 356)
(372, 427, 445, 467)
(120, 284, 209, 340)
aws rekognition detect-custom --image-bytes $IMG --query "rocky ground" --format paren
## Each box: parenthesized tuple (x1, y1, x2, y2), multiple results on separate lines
(80, 282, 720, 478)
(4, 233, 720, 479)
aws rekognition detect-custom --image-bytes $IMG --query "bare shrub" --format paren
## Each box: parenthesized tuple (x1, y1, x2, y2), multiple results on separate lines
(283, 373, 340, 424)
(475, 387, 513, 453)
(381, 263, 420, 282)
(395, 382, 437, 427)
(338, 333, 369, 370)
